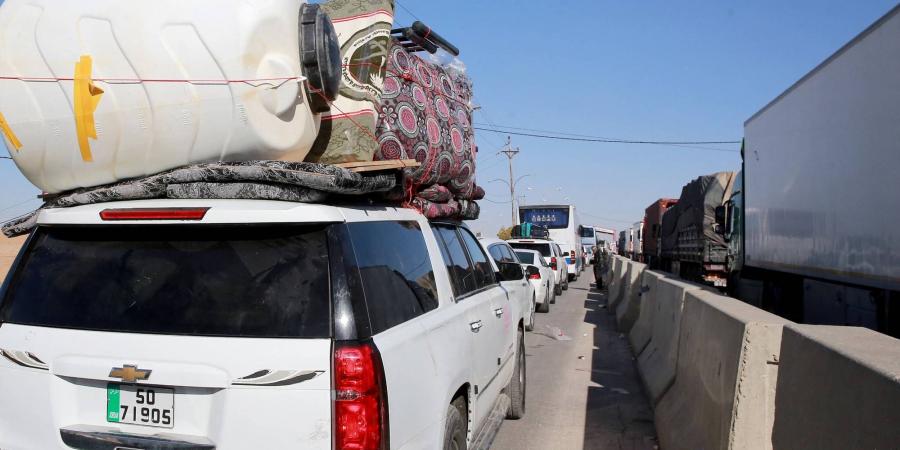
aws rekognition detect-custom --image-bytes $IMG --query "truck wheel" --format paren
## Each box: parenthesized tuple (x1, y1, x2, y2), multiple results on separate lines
(443, 397, 467, 450)
(555, 283, 562, 296)
(505, 330, 526, 419)
(563, 278, 569, 290)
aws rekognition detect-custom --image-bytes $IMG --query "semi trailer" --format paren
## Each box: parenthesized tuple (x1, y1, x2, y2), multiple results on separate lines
(721, 4, 900, 336)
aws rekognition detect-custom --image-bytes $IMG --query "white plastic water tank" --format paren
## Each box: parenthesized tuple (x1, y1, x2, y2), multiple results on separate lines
(0, 0, 336, 193)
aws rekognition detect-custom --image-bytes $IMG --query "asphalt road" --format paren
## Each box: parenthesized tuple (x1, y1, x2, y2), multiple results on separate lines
(492, 267, 658, 450)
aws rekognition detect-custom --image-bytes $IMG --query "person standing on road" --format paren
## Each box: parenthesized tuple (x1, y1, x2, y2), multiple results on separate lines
(593, 245, 608, 288)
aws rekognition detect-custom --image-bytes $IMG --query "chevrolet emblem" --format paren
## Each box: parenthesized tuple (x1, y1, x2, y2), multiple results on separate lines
(109, 364, 152, 383)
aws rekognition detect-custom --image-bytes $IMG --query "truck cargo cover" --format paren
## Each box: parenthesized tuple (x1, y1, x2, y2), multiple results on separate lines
(660, 172, 734, 256)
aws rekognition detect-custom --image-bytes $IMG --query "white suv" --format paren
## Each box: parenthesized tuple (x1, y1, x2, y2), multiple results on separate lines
(0, 200, 528, 449)
(507, 238, 569, 295)
(480, 238, 536, 331)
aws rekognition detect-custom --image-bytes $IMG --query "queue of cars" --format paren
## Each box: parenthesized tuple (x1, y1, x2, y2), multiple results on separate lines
(511, 249, 555, 314)
(506, 238, 569, 297)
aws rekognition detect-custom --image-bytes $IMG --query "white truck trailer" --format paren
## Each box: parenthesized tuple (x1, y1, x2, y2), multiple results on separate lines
(725, 4, 900, 336)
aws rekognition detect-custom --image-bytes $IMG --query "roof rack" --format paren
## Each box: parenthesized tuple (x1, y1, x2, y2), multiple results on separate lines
(391, 21, 460, 56)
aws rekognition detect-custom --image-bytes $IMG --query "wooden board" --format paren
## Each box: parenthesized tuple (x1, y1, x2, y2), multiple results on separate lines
(335, 159, 421, 172)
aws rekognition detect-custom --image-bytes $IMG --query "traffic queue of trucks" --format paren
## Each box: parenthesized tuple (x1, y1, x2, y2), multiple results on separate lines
(623, 5, 900, 337)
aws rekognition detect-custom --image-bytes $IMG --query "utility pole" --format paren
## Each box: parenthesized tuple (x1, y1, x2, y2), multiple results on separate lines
(499, 136, 520, 227)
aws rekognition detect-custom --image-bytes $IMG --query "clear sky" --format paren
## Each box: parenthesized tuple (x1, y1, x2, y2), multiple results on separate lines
(1, 0, 897, 234)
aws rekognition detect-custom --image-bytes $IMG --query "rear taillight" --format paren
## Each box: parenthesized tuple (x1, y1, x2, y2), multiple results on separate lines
(334, 342, 388, 450)
(99, 207, 209, 221)
(550, 257, 557, 269)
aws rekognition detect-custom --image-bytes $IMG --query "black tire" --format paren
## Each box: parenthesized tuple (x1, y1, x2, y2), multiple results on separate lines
(505, 329, 526, 419)
(537, 294, 550, 313)
(554, 282, 562, 296)
(563, 277, 570, 289)
(525, 296, 536, 331)
(444, 397, 467, 450)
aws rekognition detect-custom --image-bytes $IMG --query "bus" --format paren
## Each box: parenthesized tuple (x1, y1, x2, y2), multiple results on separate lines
(518, 204, 583, 280)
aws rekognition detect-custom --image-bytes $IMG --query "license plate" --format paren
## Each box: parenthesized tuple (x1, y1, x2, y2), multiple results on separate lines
(107, 383, 174, 428)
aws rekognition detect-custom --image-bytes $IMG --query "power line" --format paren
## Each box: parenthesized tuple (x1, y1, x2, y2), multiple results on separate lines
(394, 1, 422, 21)
(0, 197, 36, 215)
(1, 156, 12, 160)
(474, 122, 621, 140)
(481, 197, 512, 204)
(473, 122, 742, 145)
(473, 126, 741, 149)
(0, 197, 39, 224)
(473, 109, 507, 150)
(581, 211, 636, 224)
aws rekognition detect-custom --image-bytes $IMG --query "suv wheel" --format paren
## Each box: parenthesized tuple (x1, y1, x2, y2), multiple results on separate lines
(554, 282, 562, 296)
(444, 396, 467, 450)
(526, 295, 536, 330)
(537, 292, 549, 313)
(505, 329, 526, 419)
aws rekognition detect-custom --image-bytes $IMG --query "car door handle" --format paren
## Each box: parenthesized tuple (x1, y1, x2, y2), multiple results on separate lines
(494, 307, 504, 318)
(469, 320, 483, 333)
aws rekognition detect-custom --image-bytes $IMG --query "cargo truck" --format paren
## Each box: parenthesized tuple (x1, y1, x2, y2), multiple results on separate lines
(630, 220, 644, 262)
(659, 172, 736, 287)
(642, 198, 677, 269)
(721, 4, 900, 336)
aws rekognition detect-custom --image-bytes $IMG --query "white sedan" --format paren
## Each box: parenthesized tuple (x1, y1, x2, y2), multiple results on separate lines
(514, 249, 555, 313)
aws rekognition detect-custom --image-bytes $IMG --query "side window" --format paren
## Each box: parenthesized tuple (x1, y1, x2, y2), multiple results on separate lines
(458, 229, 496, 289)
(347, 221, 438, 334)
(432, 225, 476, 297)
(488, 245, 505, 263)
(498, 244, 517, 263)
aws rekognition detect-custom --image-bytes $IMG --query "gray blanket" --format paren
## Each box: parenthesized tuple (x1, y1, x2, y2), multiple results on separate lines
(2, 160, 396, 237)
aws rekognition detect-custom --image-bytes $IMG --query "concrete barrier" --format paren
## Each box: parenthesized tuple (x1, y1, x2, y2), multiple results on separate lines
(607, 257, 626, 309)
(654, 290, 790, 450)
(636, 277, 709, 405)
(771, 325, 900, 450)
(628, 270, 667, 354)
(1, 235, 26, 280)
(601, 254, 614, 287)
(614, 261, 647, 333)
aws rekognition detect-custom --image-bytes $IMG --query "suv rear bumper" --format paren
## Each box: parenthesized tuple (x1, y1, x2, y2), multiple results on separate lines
(60, 424, 216, 450)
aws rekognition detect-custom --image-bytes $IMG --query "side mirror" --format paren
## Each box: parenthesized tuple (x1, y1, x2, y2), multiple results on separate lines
(525, 265, 540, 279)
(498, 261, 524, 281)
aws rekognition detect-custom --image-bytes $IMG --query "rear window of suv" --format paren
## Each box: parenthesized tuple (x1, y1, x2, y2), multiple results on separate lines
(0, 225, 331, 338)
(509, 242, 551, 257)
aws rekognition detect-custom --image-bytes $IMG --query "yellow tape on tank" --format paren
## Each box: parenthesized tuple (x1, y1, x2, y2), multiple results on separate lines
(73, 55, 104, 162)
(0, 111, 22, 151)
